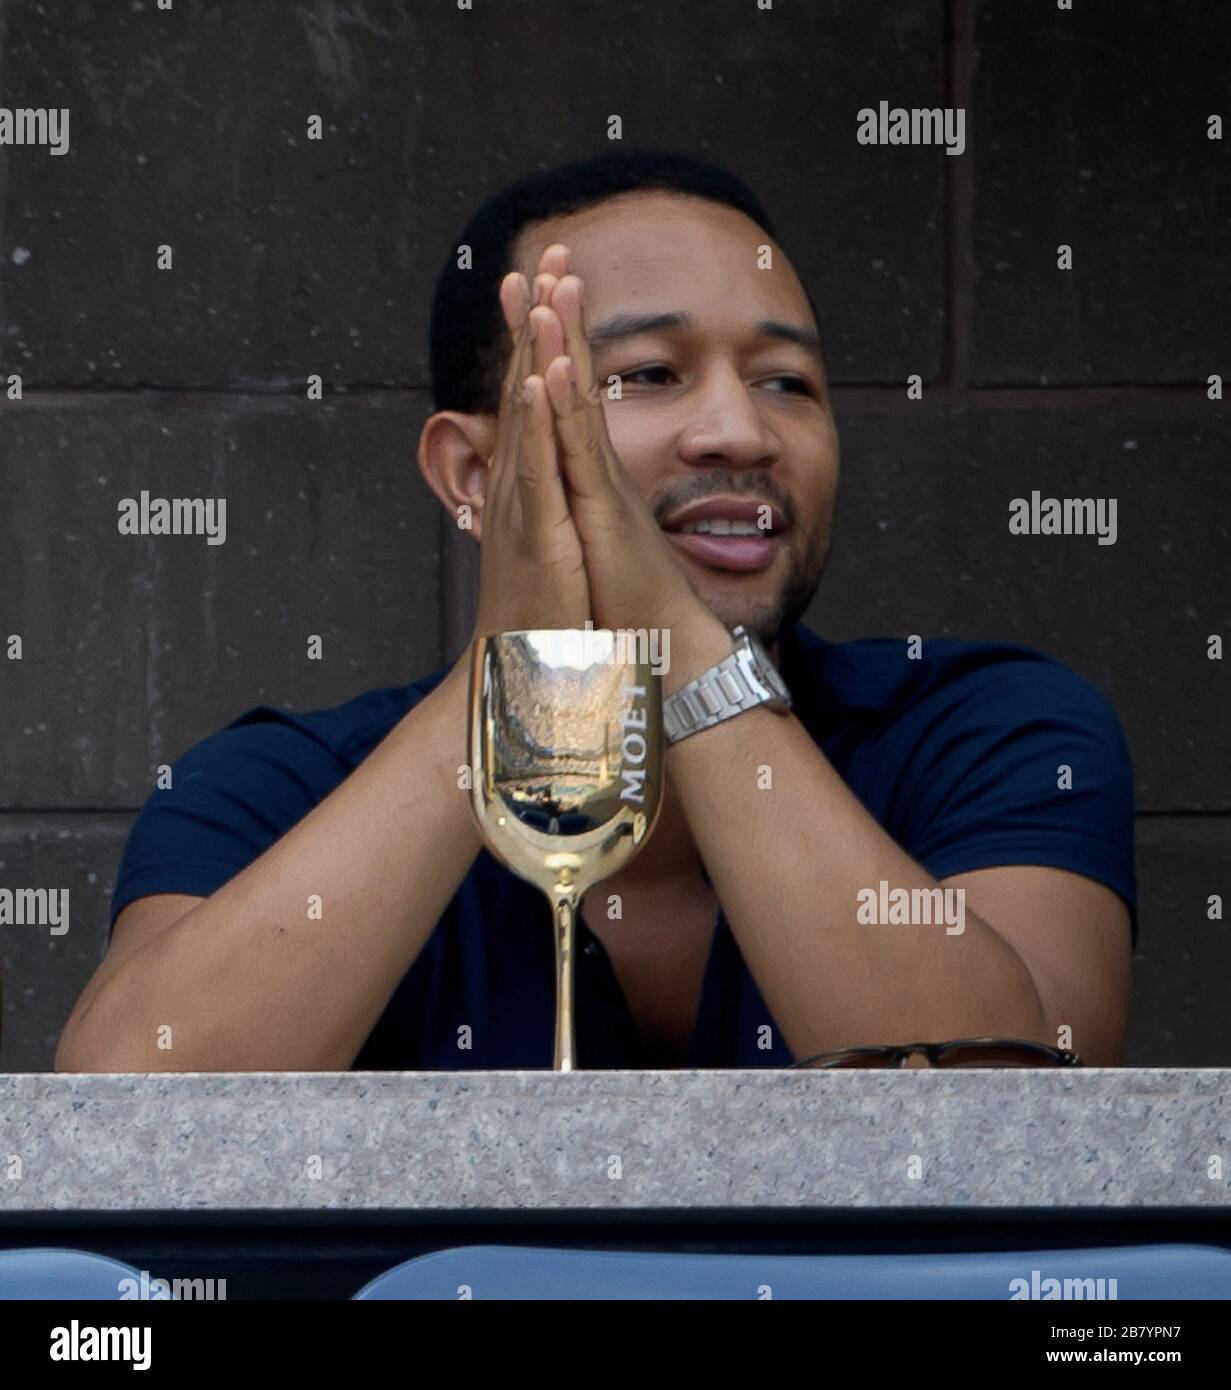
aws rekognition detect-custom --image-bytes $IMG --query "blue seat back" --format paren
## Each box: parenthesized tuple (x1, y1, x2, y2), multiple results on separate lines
(0, 1247, 145, 1300)
(354, 1243, 1231, 1300)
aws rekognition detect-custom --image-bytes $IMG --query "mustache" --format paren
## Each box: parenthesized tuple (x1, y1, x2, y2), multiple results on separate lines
(652, 474, 796, 529)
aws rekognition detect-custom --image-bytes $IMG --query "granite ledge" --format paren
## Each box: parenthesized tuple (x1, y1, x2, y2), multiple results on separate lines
(0, 1069, 1227, 1214)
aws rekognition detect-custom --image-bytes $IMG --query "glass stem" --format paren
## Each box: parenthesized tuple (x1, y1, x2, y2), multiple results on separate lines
(551, 877, 582, 1071)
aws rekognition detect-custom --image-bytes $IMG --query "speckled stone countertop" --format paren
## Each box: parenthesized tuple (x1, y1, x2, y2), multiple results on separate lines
(0, 1070, 1227, 1213)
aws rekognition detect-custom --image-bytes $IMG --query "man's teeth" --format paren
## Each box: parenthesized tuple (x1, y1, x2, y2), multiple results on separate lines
(675, 519, 768, 536)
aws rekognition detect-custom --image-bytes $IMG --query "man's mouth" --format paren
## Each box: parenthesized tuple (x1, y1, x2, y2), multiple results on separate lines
(660, 496, 785, 573)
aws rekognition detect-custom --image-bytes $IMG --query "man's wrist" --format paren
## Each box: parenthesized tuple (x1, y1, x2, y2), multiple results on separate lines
(660, 605, 734, 699)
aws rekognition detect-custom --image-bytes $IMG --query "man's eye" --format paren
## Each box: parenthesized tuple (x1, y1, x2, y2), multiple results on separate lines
(761, 375, 814, 396)
(614, 367, 814, 395)
(618, 366, 674, 386)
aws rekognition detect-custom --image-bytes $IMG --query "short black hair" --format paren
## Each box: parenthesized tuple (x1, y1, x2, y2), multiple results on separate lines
(428, 147, 824, 415)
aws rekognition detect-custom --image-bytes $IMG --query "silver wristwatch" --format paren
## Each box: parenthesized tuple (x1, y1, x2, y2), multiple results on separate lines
(663, 625, 792, 746)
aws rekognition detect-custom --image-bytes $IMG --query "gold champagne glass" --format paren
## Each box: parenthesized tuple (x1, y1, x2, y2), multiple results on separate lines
(468, 629, 665, 1070)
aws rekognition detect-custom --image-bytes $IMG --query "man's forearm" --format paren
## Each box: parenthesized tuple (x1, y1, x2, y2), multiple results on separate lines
(663, 611, 1049, 1060)
(59, 658, 482, 1072)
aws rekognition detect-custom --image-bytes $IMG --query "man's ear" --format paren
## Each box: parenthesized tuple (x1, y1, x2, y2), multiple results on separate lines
(418, 410, 498, 543)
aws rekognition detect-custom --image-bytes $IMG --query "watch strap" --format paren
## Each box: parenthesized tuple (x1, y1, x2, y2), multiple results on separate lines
(663, 633, 787, 745)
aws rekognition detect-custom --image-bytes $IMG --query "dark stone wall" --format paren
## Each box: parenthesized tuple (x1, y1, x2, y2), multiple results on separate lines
(1, 1, 1226, 1068)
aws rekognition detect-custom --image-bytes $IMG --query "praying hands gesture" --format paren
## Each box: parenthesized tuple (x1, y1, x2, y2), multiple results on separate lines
(474, 243, 726, 687)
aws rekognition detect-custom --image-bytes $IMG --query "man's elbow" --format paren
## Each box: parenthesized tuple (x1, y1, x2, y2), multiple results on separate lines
(53, 1016, 106, 1072)
(54, 1002, 136, 1073)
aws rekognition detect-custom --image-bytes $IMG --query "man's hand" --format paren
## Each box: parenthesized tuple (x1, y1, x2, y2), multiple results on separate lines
(471, 246, 591, 639)
(538, 273, 712, 641)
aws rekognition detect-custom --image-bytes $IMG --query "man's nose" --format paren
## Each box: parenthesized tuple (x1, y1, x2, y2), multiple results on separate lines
(674, 366, 777, 469)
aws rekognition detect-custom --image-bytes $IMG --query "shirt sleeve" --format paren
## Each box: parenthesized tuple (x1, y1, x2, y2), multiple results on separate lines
(108, 717, 349, 937)
(884, 651, 1138, 942)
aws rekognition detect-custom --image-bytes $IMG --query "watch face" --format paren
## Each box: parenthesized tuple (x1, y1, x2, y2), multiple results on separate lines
(742, 630, 791, 704)
(765, 664, 791, 702)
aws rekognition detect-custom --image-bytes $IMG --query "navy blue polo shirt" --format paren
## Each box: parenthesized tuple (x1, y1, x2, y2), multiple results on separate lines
(109, 623, 1137, 1069)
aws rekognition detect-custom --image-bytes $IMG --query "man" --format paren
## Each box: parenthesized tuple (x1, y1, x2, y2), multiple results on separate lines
(56, 150, 1135, 1073)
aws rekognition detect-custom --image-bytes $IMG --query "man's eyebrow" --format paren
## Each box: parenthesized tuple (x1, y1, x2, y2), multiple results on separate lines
(587, 310, 824, 364)
(755, 319, 824, 362)
(587, 311, 691, 349)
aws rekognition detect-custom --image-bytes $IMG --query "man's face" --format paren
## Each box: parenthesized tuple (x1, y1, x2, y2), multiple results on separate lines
(510, 190, 840, 642)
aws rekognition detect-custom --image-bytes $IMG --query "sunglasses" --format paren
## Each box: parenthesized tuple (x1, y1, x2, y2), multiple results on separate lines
(789, 1038, 1083, 1069)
